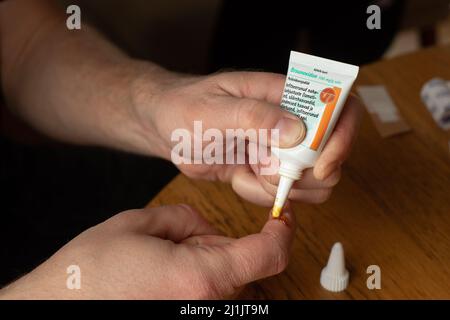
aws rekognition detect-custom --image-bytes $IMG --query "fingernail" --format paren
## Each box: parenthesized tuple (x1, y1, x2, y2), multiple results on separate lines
(268, 205, 292, 226)
(273, 209, 291, 227)
(273, 117, 306, 148)
(318, 161, 340, 180)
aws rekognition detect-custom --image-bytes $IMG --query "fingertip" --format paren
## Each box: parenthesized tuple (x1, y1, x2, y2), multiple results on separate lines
(264, 202, 296, 237)
(273, 116, 306, 148)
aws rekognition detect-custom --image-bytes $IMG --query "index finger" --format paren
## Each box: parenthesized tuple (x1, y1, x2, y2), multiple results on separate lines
(313, 95, 363, 180)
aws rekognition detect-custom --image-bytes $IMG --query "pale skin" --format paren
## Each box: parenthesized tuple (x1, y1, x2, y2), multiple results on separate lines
(0, 0, 363, 298)
(0, 204, 296, 299)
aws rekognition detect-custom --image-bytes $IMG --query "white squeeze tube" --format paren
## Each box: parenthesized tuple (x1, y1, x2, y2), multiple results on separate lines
(271, 51, 359, 218)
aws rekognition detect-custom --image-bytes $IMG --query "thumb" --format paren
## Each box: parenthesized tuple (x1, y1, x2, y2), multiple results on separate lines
(209, 71, 306, 148)
(217, 203, 297, 287)
(217, 96, 306, 148)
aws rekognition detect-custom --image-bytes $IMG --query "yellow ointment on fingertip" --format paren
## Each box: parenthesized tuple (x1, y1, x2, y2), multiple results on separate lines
(272, 205, 282, 218)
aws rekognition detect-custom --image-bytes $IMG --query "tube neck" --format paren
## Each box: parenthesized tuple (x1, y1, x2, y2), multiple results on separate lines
(278, 161, 304, 180)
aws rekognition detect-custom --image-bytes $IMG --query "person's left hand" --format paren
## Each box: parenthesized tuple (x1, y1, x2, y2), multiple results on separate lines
(0, 204, 296, 299)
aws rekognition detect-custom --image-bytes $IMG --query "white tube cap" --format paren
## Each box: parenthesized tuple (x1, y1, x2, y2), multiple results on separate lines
(320, 242, 349, 292)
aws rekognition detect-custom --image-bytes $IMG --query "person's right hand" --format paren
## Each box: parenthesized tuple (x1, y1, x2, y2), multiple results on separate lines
(124, 69, 362, 207)
(0, 204, 295, 299)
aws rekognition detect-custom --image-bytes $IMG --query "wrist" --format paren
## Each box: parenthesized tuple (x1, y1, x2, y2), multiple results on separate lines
(107, 60, 176, 159)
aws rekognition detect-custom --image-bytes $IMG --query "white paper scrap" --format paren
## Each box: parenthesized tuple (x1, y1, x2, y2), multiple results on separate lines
(357, 85, 400, 123)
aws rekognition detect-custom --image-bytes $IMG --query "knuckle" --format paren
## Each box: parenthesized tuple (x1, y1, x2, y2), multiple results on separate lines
(170, 248, 221, 299)
(189, 250, 234, 299)
(237, 100, 277, 130)
(312, 188, 333, 204)
(189, 270, 222, 299)
(237, 99, 262, 127)
(264, 232, 289, 274)
(263, 173, 279, 186)
(259, 177, 277, 197)
(226, 71, 251, 96)
(173, 204, 199, 219)
(216, 245, 255, 293)
(323, 169, 341, 187)
(273, 249, 289, 274)
(106, 209, 143, 229)
(273, 246, 289, 274)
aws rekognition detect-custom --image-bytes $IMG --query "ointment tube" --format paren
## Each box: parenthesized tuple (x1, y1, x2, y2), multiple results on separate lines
(271, 51, 359, 218)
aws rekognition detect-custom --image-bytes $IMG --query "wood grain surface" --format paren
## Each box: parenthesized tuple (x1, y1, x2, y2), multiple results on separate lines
(149, 46, 450, 299)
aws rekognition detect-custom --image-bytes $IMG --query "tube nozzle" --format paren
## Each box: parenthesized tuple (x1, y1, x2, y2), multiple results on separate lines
(271, 176, 295, 218)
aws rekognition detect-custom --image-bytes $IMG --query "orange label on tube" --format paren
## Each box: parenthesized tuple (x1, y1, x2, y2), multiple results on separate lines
(310, 87, 342, 150)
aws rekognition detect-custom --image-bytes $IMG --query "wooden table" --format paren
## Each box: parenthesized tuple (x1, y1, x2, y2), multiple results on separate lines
(149, 46, 450, 299)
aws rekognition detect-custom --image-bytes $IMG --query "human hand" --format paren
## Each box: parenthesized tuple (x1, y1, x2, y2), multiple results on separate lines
(129, 69, 363, 206)
(0, 0, 361, 207)
(0, 204, 296, 299)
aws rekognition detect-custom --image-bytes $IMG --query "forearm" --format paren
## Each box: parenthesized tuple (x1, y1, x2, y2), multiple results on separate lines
(0, 269, 78, 300)
(0, 0, 170, 155)
(0, 253, 95, 300)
